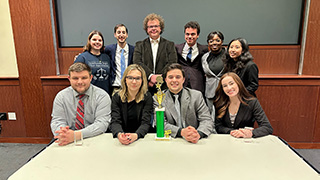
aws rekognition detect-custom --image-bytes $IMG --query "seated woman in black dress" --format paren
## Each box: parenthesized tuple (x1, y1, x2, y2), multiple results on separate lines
(213, 72, 273, 138)
(110, 64, 153, 145)
(222, 38, 258, 96)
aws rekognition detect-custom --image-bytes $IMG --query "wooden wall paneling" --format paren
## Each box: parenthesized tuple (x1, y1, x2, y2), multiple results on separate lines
(41, 77, 70, 137)
(256, 85, 318, 142)
(58, 48, 83, 75)
(0, 80, 26, 137)
(58, 46, 301, 75)
(302, 0, 320, 75)
(9, 0, 56, 137)
(250, 46, 300, 74)
(312, 86, 320, 142)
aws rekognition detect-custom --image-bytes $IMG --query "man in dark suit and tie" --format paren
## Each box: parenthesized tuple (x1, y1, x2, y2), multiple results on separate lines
(175, 21, 208, 94)
(154, 63, 214, 143)
(133, 13, 177, 94)
(105, 24, 134, 94)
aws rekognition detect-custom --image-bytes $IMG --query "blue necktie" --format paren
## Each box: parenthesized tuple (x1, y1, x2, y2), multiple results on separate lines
(187, 47, 192, 63)
(120, 49, 125, 78)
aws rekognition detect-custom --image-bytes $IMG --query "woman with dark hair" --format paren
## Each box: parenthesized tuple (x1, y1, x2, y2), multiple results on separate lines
(74, 30, 112, 95)
(201, 31, 226, 112)
(110, 64, 153, 145)
(222, 38, 258, 96)
(214, 72, 272, 138)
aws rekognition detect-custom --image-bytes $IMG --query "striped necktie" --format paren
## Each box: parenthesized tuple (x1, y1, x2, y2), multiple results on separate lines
(75, 94, 85, 130)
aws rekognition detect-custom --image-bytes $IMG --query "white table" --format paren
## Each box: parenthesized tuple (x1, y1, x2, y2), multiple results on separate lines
(9, 134, 320, 180)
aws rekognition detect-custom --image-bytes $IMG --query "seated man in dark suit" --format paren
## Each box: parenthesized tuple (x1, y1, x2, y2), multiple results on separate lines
(133, 13, 177, 94)
(105, 24, 134, 95)
(175, 21, 208, 94)
(154, 63, 215, 143)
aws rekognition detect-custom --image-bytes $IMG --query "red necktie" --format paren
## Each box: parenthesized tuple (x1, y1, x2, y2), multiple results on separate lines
(75, 94, 85, 130)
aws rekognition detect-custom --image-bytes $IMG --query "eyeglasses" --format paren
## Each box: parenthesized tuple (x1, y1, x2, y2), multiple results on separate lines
(126, 76, 142, 81)
(147, 25, 160, 29)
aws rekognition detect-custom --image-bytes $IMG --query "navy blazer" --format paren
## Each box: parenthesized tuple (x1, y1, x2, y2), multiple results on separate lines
(105, 44, 134, 85)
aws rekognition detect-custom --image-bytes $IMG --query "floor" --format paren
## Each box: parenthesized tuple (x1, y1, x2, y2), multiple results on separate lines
(1, 143, 319, 180)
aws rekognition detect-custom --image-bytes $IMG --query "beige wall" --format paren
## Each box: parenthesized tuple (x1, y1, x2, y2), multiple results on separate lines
(0, 0, 18, 77)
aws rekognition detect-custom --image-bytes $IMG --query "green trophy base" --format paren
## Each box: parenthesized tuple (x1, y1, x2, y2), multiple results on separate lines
(155, 107, 171, 141)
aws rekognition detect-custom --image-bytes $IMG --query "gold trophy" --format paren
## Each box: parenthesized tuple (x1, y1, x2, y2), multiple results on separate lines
(154, 76, 170, 140)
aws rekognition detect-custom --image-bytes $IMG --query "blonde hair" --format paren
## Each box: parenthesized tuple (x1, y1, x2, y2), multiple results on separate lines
(119, 64, 148, 103)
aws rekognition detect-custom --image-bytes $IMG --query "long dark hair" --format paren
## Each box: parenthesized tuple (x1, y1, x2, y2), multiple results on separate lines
(222, 38, 253, 74)
(83, 30, 105, 53)
(213, 72, 254, 118)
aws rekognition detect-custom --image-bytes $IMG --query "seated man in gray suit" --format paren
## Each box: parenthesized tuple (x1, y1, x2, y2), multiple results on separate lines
(51, 63, 111, 146)
(154, 63, 215, 143)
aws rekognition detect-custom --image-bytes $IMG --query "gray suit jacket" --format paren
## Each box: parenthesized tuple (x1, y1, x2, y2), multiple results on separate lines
(133, 37, 177, 78)
(154, 87, 214, 137)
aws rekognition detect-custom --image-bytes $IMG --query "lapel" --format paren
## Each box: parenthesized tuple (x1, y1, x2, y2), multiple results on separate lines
(180, 88, 190, 127)
(128, 44, 133, 64)
(164, 90, 180, 125)
(112, 44, 117, 61)
(122, 100, 128, 126)
(156, 37, 165, 66)
(144, 38, 153, 67)
(177, 43, 184, 55)
(224, 107, 234, 127)
(234, 103, 245, 128)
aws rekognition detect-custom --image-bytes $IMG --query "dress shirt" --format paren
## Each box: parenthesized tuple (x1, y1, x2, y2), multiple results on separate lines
(51, 84, 111, 138)
(150, 37, 160, 73)
(182, 43, 199, 62)
(113, 44, 129, 87)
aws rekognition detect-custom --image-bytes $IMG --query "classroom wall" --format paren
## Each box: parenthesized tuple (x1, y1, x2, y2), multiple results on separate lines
(0, 0, 320, 148)
(0, 0, 18, 77)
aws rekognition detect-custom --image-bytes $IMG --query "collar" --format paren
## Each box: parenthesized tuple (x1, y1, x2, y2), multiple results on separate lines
(149, 37, 161, 44)
(183, 42, 197, 51)
(169, 89, 183, 101)
(72, 84, 92, 98)
(116, 43, 129, 53)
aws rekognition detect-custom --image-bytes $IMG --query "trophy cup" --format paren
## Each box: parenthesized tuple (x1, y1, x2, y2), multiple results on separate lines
(154, 76, 171, 140)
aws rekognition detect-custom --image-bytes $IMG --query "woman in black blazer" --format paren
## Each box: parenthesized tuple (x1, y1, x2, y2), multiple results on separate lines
(213, 72, 273, 138)
(222, 38, 259, 97)
(110, 64, 153, 145)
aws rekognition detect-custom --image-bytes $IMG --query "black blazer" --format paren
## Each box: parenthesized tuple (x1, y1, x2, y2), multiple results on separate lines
(215, 98, 273, 138)
(175, 43, 208, 94)
(133, 37, 177, 78)
(237, 61, 259, 97)
(110, 92, 153, 138)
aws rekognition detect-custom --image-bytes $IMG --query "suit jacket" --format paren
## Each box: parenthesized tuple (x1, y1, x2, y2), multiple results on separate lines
(154, 87, 214, 137)
(105, 43, 134, 85)
(133, 37, 177, 78)
(110, 92, 152, 138)
(237, 61, 259, 97)
(175, 43, 208, 93)
(215, 98, 273, 138)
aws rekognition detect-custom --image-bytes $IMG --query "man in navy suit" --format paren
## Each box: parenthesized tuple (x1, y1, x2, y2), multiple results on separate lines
(175, 21, 208, 94)
(105, 24, 134, 95)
